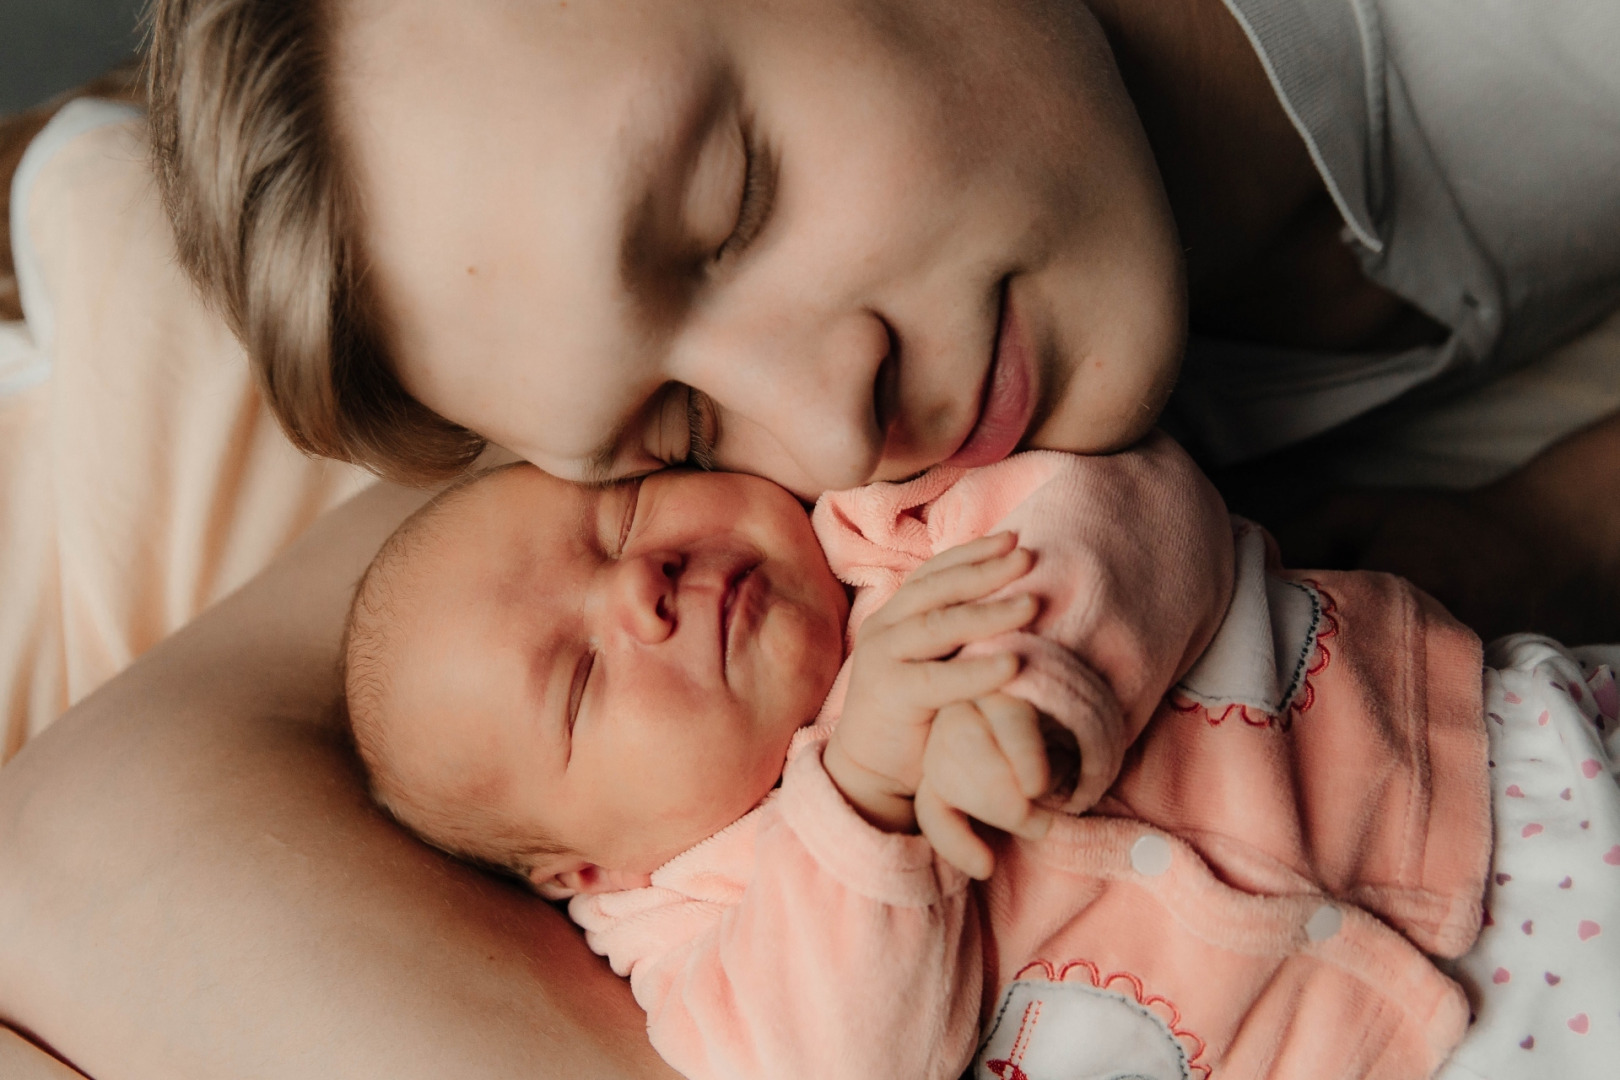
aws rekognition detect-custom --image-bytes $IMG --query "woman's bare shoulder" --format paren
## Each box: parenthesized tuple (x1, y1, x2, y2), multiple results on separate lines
(0, 480, 678, 1078)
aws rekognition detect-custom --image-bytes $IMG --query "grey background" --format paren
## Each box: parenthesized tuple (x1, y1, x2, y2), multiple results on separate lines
(1, 0, 146, 116)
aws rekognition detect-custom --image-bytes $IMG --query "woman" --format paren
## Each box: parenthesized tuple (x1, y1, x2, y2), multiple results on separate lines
(152, 0, 1620, 638)
(0, 0, 1615, 1075)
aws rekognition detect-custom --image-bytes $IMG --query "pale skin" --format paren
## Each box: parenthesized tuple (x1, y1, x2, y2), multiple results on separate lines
(2, 0, 1618, 1073)
(0, 1028, 87, 1080)
(822, 533, 1059, 880)
(0, 482, 682, 1080)
(335, 0, 1188, 495)
(366, 465, 853, 890)
(363, 467, 1067, 892)
(336, 0, 1620, 627)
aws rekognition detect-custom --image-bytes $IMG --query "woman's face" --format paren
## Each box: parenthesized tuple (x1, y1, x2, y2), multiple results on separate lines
(335, 0, 1185, 497)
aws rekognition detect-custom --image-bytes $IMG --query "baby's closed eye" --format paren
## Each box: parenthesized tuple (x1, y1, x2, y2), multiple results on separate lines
(565, 651, 596, 749)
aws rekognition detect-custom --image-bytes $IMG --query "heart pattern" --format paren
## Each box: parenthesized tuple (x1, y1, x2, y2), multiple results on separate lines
(1418, 652, 1616, 1069)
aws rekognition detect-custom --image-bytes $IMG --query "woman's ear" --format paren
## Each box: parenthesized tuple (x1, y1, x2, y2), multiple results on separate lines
(527, 859, 652, 899)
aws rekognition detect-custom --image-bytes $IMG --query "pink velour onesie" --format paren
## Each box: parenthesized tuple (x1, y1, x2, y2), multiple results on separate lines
(569, 434, 1493, 1080)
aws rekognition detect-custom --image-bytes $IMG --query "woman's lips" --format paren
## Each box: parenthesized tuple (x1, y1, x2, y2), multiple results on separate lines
(944, 284, 1035, 469)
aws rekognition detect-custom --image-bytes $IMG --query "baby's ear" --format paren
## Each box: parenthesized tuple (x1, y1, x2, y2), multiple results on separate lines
(528, 860, 652, 899)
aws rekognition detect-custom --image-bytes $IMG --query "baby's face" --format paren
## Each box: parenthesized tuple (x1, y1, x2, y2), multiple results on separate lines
(381, 465, 848, 886)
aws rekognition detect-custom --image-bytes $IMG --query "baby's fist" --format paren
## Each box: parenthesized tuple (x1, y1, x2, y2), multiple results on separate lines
(915, 693, 1056, 879)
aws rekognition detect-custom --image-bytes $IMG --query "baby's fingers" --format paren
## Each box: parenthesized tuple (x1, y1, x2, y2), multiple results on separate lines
(899, 652, 1022, 710)
(976, 693, 1052, 800)
(925, 702, 1053, 843)
(915, 780, 994, 880)
(910, 532, 1020, 579)
(868, 540, 1033, 630)
(885, 593, 1037, 662)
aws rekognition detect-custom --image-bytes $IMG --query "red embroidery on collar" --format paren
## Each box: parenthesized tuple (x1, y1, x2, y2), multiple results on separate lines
(1011, 957, 1210, 1079)
(1169, 581, 1339, 733)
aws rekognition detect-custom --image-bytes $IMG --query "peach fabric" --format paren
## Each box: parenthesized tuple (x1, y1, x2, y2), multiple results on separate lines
(809, 436, 1236, 811)
(0, 113, 370, 760)
(571, 444, 1492, 1080)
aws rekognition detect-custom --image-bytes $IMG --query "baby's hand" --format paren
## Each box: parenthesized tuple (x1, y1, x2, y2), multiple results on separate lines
(916, 693, 1055, 880)
(823, 533, 1037, 835)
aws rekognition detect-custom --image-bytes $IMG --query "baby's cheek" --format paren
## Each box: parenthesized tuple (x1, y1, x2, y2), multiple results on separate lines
(759, 605, 845, 704)
(676, 749, 781, 839)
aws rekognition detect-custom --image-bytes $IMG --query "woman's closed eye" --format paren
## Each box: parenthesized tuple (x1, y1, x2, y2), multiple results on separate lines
(685, 388, 719, 470)
(643, 384, 719, 470)
(714, 125, 775, 263)
(615, 476, 644, 555)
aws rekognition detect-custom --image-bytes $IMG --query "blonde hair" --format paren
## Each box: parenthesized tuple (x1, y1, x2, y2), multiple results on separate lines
(146, 0, 486, 484)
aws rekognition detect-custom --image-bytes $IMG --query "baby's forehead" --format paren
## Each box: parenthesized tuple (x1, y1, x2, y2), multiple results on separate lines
(369, 477, 570, 727)
(434, 463, 591, 544)
(399, 465, 619, 610)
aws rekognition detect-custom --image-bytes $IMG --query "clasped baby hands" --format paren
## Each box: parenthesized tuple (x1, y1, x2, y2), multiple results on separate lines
(823, 532, 1085, 879)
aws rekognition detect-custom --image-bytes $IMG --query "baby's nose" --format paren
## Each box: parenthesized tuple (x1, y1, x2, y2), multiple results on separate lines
(609, 551, 683, 644)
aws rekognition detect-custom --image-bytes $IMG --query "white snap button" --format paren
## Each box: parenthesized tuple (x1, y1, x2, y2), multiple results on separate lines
(1130, 834, 1173, 877)
(1305, 903, 1343, 942)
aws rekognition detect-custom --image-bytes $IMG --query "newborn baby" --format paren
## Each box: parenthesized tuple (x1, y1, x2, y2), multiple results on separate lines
(345, 433, 1231, 891)
(344, 458, 853, 887)
(345, 435, 1620, 1080)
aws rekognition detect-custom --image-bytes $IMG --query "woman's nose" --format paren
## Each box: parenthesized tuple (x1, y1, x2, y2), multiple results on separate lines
(691, 309, 892, 493)
(602, 551, 683, 644)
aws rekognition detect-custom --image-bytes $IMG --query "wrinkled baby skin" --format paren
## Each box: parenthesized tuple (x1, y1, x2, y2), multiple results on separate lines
(358, 465, 849, 895)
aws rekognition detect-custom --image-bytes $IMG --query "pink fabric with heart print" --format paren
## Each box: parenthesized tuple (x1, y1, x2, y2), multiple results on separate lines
(1438, 636, 1620, 1080)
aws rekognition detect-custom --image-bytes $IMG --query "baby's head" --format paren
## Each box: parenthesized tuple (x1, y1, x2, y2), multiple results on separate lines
(345, 464, 848, 897)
